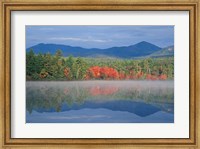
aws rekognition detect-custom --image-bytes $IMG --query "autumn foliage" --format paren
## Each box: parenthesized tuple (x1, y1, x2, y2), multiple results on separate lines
(146, 74, 167, 80)
(64, 67, 70, 78)
(85, 66, 167, 80)
(86, 66, 119, 80)
(26, 50, 172, 81)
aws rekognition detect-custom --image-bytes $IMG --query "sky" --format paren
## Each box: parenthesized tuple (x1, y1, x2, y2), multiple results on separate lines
(26, 26, 174, 49)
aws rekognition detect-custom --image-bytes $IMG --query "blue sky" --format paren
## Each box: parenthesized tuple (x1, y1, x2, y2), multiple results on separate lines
(26, 26, 174, 49)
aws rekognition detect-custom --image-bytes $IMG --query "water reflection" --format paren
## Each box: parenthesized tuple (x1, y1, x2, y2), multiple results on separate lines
(26, 81, 174, 123)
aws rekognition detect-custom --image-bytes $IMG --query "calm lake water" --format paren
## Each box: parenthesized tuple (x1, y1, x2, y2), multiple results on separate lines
(26, 81, 174, 123)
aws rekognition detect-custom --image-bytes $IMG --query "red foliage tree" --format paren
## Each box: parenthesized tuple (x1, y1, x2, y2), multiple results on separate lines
(159, 74, 167, 80)
(86, 66, 168, 80)
(146, 74, 167, 80)
(86, 66, 119, 80)
(64, 67, 70, 78)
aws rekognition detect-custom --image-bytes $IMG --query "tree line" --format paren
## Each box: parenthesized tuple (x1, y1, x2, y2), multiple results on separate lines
(26, 49, 174, 81)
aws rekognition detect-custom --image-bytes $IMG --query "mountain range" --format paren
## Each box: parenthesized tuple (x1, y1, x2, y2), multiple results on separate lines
(26, 41, 174, 58)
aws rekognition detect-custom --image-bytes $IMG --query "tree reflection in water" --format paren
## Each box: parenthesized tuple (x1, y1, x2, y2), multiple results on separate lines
(26, 81, 174, 116)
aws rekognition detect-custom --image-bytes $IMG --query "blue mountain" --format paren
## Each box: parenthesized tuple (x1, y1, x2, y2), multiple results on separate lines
(35, 100, 162, 117)
(26, 41, 162, 58)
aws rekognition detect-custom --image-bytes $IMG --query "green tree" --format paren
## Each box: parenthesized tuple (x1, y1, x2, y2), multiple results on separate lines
(55, 49, 63, 58)
(26, 49, 36, 76)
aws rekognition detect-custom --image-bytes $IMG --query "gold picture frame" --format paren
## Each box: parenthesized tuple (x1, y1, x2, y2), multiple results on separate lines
(0, 0, 199, 148)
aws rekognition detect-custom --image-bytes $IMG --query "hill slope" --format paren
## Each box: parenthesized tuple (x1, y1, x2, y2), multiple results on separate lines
(26, 41, 162, 58)
(149, 46, 174, 58)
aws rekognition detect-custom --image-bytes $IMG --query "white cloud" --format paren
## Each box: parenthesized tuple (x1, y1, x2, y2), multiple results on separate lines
(49, 37, 111, 43)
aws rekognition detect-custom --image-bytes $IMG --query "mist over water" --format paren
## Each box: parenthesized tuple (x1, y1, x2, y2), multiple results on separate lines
(26, 80, 174, 123)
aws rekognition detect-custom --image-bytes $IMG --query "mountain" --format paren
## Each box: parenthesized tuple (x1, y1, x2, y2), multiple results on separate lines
(35, 100, 161, 117)
(26, 41, 162, 58)
(149, 46, 174, 58)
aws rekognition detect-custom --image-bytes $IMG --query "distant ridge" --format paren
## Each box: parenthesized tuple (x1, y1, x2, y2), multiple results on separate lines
(149, 45, 174, 58)
(26, 41, 163, 58)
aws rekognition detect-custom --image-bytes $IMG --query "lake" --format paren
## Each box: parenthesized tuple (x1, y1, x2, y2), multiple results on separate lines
(26, 80, 174, 123)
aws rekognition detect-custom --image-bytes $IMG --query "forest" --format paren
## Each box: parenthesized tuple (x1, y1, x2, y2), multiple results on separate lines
(26, 49, 174, 81)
